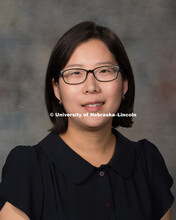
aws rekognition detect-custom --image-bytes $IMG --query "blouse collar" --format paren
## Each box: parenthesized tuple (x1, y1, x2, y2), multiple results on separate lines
(38, 128, 136, 184)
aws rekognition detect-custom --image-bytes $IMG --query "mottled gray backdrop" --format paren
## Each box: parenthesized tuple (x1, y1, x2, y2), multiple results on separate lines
(0, 0, 176, 217)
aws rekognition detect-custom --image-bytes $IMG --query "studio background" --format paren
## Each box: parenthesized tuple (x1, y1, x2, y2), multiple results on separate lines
(0, 0, 175, 218)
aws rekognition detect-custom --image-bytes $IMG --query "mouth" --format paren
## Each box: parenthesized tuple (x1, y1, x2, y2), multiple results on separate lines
(82, 102, 104, 112)
(83, 103, 104, 107)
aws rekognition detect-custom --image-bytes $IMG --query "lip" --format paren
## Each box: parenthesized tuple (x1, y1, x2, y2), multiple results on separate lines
(82, 101, 105, 106)
(81, 101, 105, 112)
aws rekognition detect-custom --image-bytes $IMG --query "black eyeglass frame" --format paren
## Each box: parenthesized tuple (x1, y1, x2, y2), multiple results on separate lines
(59, 65, 122, 85)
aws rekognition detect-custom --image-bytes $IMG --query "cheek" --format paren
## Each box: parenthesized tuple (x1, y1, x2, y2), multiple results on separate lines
(105, 81, 123, 100)
(104, 81, 123, 113)
(59, 82, 81, 109)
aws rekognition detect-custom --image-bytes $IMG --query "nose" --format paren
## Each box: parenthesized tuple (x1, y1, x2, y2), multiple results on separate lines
(82, 71, 101, 94)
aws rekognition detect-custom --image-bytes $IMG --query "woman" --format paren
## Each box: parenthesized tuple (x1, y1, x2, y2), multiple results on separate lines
(0, 22, 174, 220)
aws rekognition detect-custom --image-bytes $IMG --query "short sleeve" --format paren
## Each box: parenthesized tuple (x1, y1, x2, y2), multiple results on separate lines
(0, 146, 43, 220)
(141, 139, 175, 219)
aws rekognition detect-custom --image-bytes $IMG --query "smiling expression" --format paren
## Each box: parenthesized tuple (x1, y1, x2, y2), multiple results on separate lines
(53, 39, 128, 130)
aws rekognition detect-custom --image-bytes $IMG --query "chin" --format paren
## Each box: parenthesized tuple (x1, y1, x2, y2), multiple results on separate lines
(79, 117, 112, 131)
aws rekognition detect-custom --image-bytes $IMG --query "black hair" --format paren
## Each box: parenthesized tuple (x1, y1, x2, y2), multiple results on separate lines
(45, 21, 135, 134)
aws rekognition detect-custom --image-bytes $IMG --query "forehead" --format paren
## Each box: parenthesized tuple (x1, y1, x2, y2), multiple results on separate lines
(65, 39, 117, 68)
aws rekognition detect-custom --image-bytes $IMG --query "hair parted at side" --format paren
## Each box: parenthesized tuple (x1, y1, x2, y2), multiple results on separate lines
(45, 21, 135, 134)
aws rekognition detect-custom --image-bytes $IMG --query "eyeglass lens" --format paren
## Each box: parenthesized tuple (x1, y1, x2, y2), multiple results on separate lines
(61, 66, 119, 84)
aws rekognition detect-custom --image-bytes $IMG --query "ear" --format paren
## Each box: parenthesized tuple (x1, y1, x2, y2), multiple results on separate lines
(122, 79, 128, 96)
(52, 78, 61, 101)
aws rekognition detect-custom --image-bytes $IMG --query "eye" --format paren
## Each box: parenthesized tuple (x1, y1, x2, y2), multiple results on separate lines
(70, 71, 81, 75)
(98, 67, 113, 74)
(100, 69, 110, 73)
(65, 69, 83, 78)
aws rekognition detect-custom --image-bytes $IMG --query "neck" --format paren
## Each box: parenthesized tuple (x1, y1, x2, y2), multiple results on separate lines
(59, 122, 116, 167)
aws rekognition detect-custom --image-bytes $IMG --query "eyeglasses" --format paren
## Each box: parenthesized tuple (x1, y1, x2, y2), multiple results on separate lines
(59, 65, 121, 85)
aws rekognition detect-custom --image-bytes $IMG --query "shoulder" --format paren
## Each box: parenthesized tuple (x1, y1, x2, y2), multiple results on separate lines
(127, 137, 168, 169)
(2, 145, 40, 175)
(114, 129, 173, 184)
(136, 138, 161, 153)
(1, 144, 44, 189)
(114, 129, 162, 159)
(131, 138, 173, 185)
(6, 145, 38, 160)
(135, 139, 170, 173)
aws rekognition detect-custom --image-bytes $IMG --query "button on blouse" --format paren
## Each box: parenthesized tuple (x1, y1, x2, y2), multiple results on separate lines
(0, 129, 174, 220)
(99, 171, 105, 176)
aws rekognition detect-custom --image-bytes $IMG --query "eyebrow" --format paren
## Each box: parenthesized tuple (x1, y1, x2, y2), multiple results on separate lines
(96, 61, 116, 65)
(65, 62, 116, 68)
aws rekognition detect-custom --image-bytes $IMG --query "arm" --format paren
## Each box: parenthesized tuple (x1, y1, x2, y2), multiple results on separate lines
(160, 209, 171, 220)
(0, 202, 29, 220)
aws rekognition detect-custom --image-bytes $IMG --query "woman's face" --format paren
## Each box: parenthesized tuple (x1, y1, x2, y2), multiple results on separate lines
(53, 39, 128, 131)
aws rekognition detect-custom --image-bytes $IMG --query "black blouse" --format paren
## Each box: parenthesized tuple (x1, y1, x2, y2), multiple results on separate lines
(0, 129, 174, 220)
